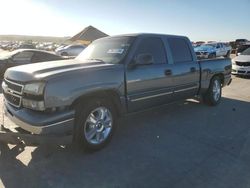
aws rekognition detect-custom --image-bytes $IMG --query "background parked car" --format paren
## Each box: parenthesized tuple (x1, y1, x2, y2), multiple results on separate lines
(232, 47, 250, 76)
(194, 42, 231, 59)
(235, 39, 248, 48)
(195, 41, 205, 46)
(0, 49, 63, 78)
(55, 44, 86, 57)
(17, 44, 35, 50)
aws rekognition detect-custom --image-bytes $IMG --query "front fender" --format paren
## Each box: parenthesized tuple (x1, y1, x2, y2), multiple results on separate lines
(43, 66, 125, 108)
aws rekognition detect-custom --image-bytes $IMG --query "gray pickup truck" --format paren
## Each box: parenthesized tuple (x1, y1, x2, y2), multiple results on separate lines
(1, 34, 232, 150)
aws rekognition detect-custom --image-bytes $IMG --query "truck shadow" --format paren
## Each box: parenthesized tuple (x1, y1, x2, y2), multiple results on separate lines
(235, 75, 250, 79)
(0, 97, 250, 187)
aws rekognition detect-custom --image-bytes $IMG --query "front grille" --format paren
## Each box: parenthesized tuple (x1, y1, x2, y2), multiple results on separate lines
(196, 52, 208, 56)
(3, 92, 21, 107)
(238, 70, 246, 73)
(3, 79, 24, 108)
(4, 79, 23, 94)
(236, 61, 250, 67)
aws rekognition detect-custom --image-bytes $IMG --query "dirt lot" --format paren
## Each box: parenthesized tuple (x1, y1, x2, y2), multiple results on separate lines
(0, 75, 250, 188)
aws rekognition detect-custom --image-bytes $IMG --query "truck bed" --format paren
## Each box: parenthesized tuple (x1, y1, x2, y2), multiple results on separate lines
(199, 58, 232, 94)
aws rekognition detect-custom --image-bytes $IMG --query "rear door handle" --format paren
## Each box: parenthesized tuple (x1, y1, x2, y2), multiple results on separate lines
(190, 67, 196, 72)
(165, 69, 172, 76)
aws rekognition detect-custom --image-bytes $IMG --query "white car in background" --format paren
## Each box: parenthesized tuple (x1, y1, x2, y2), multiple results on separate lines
(232, 47, 250, 76)
(55, 44, 86, 57)
(195, 42, 232, 59)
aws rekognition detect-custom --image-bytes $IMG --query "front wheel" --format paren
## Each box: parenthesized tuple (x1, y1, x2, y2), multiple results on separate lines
(203, 76, 222, 106)
(208, 53, 216, 59)
(73, 98, 117, 151)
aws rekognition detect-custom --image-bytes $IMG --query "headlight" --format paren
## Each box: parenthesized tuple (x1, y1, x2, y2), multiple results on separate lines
(22, 98, 45, 111)
(23, 82, 45, 95)
(2, 81, 7, 91)
(231, 59, 236, 65)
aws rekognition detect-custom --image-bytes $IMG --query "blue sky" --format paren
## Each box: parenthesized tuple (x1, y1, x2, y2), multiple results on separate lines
(0, 0, 249, 41)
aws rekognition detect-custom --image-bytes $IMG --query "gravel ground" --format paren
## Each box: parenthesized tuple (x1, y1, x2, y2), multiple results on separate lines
(0, 70, 250, 187)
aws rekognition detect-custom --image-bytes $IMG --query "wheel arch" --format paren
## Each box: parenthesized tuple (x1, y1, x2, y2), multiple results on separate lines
(70, 89, 125, 117)
(199, 73, 225, 95)
(211, 73, 224, 85)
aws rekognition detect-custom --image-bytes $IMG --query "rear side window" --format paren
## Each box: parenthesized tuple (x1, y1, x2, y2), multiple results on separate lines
(135, 37, 167, 64)
(168, 38, 192, 63)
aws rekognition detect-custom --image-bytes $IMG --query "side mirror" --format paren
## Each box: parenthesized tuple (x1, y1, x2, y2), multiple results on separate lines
(135, 53, 154, 65)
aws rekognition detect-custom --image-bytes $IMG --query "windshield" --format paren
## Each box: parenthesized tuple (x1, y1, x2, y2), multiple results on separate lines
(241, 47, 250, 55)
(76, 36, 134, 64)
(195, 45, 212, 51)
(203, 43, 216, 48)
(0, 50, 18, 59)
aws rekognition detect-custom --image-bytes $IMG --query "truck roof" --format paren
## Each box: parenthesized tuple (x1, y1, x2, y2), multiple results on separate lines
(99, 33, 188, 40)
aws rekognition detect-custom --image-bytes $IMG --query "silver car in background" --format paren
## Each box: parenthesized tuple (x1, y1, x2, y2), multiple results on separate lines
(55, 44, 86, 57)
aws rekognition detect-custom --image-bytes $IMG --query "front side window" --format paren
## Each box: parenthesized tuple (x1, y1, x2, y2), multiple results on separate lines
(76, 37, 134, 64)
(168, 38, 192, 63)
(135, 37, 167, 64)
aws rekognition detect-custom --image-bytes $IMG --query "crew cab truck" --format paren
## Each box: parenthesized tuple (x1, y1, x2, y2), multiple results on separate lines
(1, 34, 232, 150)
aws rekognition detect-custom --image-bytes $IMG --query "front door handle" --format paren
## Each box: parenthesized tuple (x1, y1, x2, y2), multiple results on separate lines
(165, 69, 172, 76)
(190, 67, 196, 72)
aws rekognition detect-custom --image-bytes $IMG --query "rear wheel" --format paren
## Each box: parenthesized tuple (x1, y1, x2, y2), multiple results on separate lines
(203, 76, 222, 106)
(73, 98, 117, 151)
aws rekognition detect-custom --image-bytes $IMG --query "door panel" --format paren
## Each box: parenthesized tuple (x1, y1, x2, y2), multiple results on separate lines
(167, 37, 200, 100)
(171, 62, 200, 100)
(126, 36, 174, 112)
(221, 44, 227, 56)
(126, 64, 174, 112)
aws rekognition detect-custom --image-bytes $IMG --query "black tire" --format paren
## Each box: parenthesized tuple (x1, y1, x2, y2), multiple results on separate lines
(73, 98, 117, 151)
(224, 51, 230, 58)
(203, 76, 222, 106)
(61, 52, 68, 56)
(208, 53, 216, 59)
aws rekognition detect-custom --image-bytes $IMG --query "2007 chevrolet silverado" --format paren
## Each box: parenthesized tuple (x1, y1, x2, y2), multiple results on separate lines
(1, 34, 232, 150)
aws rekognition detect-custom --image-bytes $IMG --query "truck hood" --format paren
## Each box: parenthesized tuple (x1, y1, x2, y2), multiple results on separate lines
(233, 54, 250, 62)
(194, 46, 215, 53)
(5, 59, 118, 83)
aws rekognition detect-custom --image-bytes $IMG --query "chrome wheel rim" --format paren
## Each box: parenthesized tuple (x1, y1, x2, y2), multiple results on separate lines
(213, 80, 221, 101)
(84, 107, 113, 144)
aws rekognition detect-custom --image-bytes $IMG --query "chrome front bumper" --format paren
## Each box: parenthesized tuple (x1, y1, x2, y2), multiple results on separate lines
(232, 65, 250, 75)
(4, 101, 75, 135)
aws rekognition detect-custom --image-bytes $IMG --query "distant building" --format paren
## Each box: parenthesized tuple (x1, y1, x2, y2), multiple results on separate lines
(70, 25, 108, 45)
